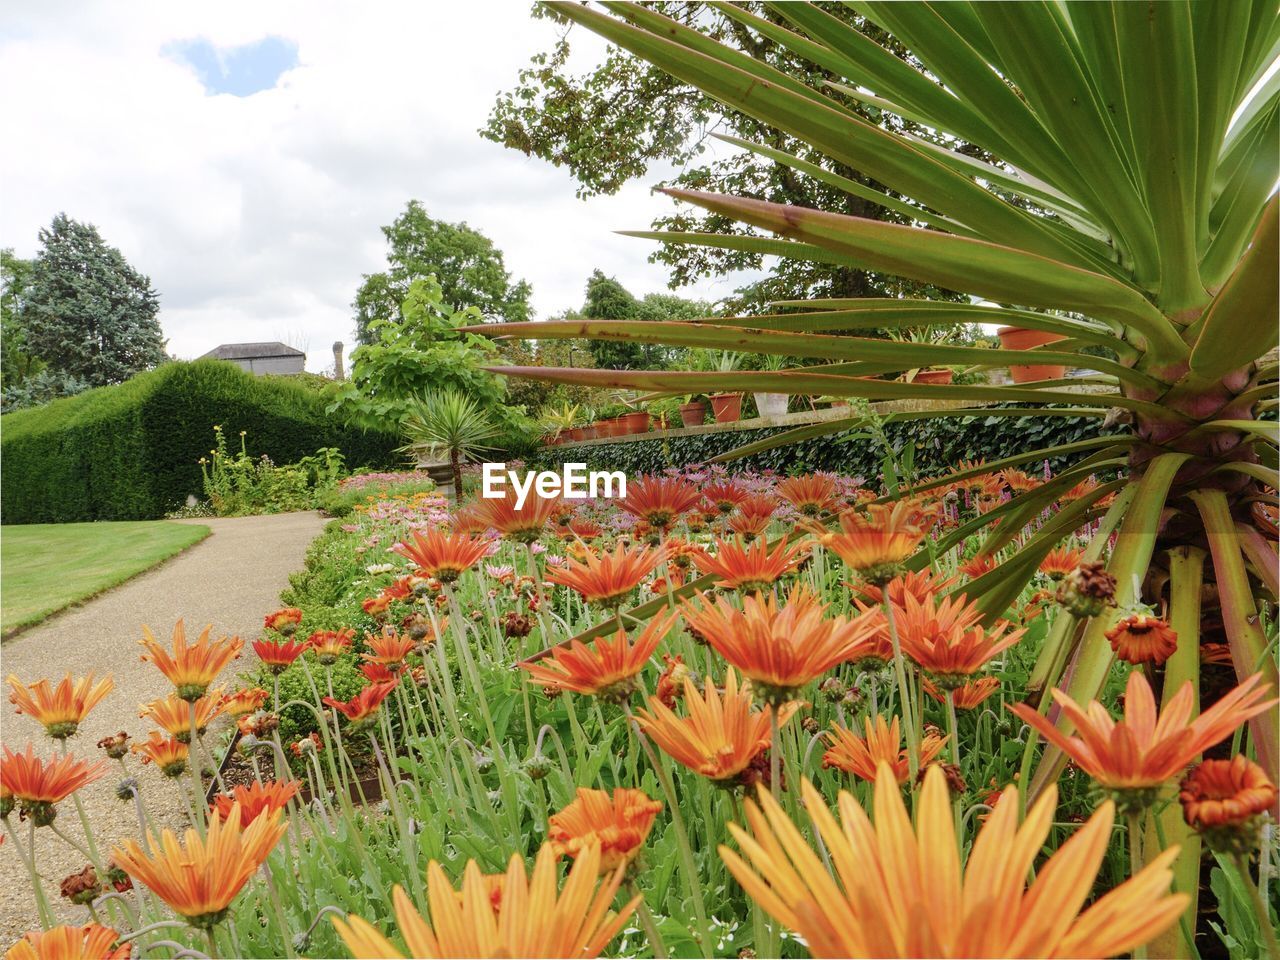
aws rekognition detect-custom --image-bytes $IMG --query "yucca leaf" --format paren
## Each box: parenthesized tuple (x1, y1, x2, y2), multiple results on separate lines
(551, 1, 1107, 268)
(1189, 196, 1279, 377)
(1202, 102, 1278, 290)
(978, 461, 1128, 556)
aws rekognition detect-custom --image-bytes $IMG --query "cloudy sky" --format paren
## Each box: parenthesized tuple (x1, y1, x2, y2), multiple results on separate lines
(1, 2, 752, 372)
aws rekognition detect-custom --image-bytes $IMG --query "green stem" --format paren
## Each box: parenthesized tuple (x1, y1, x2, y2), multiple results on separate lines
(1233, 854, 1280, 960)
(628, 880, 668, 959)
(882, 595, 919, 780)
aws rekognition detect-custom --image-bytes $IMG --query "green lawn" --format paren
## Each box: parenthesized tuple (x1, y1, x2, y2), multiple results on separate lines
(1, 520, 210, 635)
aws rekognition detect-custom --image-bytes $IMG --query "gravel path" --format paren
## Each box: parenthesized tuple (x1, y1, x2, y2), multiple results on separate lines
(0, 511, 328, 941)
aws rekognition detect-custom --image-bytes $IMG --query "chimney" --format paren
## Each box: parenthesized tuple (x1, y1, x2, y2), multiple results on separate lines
(332, 341, 345, 381)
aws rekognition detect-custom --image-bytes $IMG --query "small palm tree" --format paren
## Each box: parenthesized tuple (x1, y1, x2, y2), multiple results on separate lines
(399, 389, 501, 500)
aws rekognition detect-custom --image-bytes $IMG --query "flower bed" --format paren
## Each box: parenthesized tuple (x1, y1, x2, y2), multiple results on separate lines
(2, 463, 1276, 958)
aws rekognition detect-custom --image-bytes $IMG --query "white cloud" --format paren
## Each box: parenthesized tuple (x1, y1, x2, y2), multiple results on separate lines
(0, 1, 756, 372)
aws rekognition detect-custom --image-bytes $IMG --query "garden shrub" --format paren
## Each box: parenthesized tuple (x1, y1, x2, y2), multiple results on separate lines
(529, 406, 1110, 480)
(0, 360, 400, 523)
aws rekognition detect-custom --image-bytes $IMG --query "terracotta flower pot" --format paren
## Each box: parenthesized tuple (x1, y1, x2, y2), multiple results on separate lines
(997, 326, 1068, 383)
(622, 411, 651, 434)
(911, 368, 954, 385)
(710, 392, 743, 423)
(679, 401, 708, 427)
(579, 423, 598, 441)
(600, 418, 626, 438)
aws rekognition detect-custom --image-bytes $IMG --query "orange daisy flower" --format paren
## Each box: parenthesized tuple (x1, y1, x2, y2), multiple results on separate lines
(362, 595, 393, 617)
(476, 490, 560, 543)
(958, 553, 997, 579)
(681, 587, 882, 700)
(210, 780, 299, 825)
(522, 612, 678, 702)
(1039, 546, 1084, 580)
(331, 843, 638, 959)
(654, 654, 691, 709)
(0, 745, 107, 825)
(393, 527, 491, 582)
(633, 668, 800, 784)
(545, 542, 666, 609)
(307, 629, 355, 665)
(1179, 756, 1277, 851)
(252, 637, 309, 673)
(894, 591, 1024, 687)
(702, 480, 749, 513)
(727, 509, 773, 542)
(850, 569, 958, 606)
(450, 503, 491, 535)
(1010, 670, 1277, 810)
(821, 501, 925, 584)
(4, 924, 129, 960)
(1105, 614, 1178, 666)
(776, 473, 839, 516)
(362, 630, 417, 667)
(360, 662, 403, 684)
(620, 475, 702, 530)
(217, 687, 270, 718)
(720, 766, 1187, 958)
(6, 673, 114, 739)
(1001, 468, 1040, 493)
(692, 537, 809, 593)
(562, 517, 604, 542)
(548, 787, 663, 872)
(139, 621, 243, 701)
(324, 681, 398, 727)
(130, 731, 189, 777)
(111, 804, 287, 929)
(822, 714, 948, 784)
(138, 690, 224, 743)
(263, 608, 303, 634)
(924, 675, 1001, 711)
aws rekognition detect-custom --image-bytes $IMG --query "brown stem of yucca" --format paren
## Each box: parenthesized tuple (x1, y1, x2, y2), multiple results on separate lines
(1233, 853, 1280, 960)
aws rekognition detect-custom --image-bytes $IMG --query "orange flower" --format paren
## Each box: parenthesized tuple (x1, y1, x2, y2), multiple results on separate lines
(324, 681, 398, 727)
(331, 843, 638, 959)
(252, 637, 309, 673)
(139, 621, 243, 701)
(307, 629, 355, 665)
(130, 731, 189, 777)
(620, 475, 702, 530)
(821, 501, 925, 583)
(362, 630, 417, 667)
(720, 766, 1187, 958)
(563, 517, 604, 541)
(548, 787, 663, 872)
(6, 673, 114, 739)
(681, 587, 882, 699)
(1106, 614, 1178, 666)
(1010, 670, 1277, 809)
(894, 591, 1024, 686)
(4, 924, 129, 960)
(822, 714, 947, 784)
(692, 537, 809, 593)
(1001, 468, 1040, 493)
(1179, 756, 1277, 851)
(476, 490, 559, 543)
(138, 690, 224, 743)
(362, 595, 392, 616)
(450, 503, 491, 535)
(654, 654, 690, 709)
(0, 745, 107, 825)
(111, 804, 287, 929)
(217, 687, 269, 718)
(522, 612, 677, 702)
(958, 553, 997, 578)
(210, 780, 299, 825)
(393, 527, 491, 582)
(545, 542, 666, 608)
(776, 473, 839, 516)
(360, 662, 403, 684)
(634, 668, 800, 783)
(702, 480, 749, 513)
(727, 509, 772, 542)
(850, 569, 958, 606)
(263, 608, 303, 634)
(1039, 546, 1084, 579)
(924, 675, 1001, 710)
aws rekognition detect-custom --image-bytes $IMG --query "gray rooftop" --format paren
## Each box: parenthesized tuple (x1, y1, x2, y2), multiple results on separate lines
(201, 342, 305, 360)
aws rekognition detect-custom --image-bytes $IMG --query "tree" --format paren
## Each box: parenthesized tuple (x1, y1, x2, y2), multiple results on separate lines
(19, 214, 166, 387)
(398, 388, 501, 501)
(581, 269, 710, 369)
(354, 201, 533, 343)
(1, 249, 41, 388)
(483, 4, 960, 314)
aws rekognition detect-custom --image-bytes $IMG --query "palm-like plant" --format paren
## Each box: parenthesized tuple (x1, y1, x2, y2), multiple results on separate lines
(399, 388, 501, 500)
(473, 1, 1279, 808)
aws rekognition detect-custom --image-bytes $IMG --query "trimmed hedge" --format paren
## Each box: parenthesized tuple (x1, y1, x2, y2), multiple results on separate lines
(1, 360, 400, 523)
(530, 407, 1110, 480)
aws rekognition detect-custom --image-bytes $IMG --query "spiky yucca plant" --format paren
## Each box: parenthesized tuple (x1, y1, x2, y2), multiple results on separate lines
(472, 0, 1278, 839)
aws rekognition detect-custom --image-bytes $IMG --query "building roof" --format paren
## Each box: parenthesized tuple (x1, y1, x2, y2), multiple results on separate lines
(201, 342, 305, 360)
